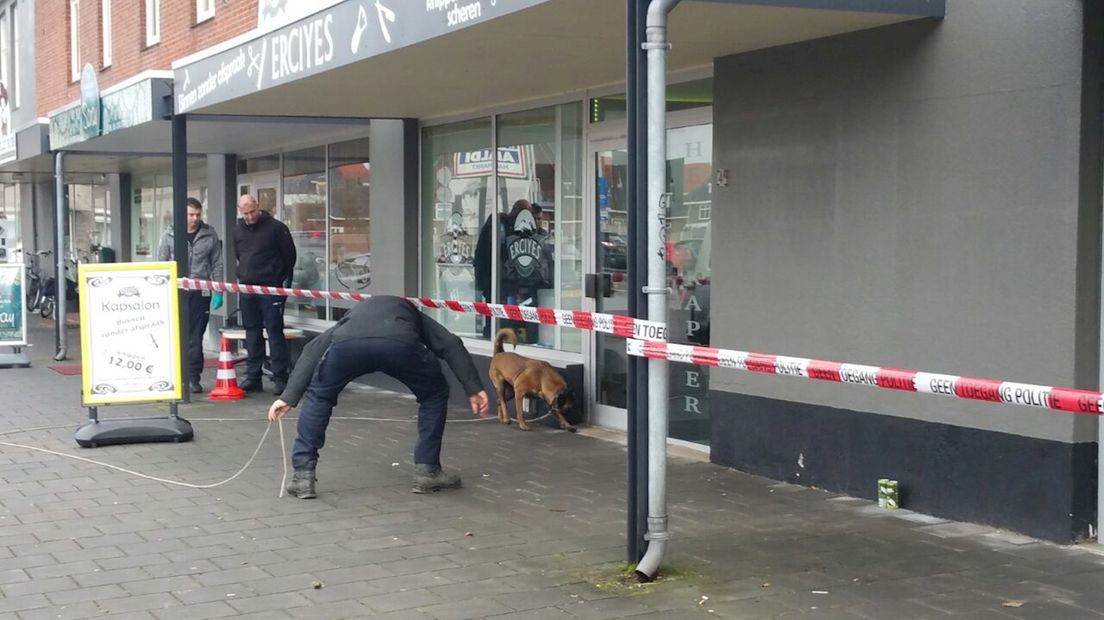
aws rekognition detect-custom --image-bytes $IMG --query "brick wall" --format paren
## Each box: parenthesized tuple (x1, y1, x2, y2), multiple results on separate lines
(37, 0, 257, 114)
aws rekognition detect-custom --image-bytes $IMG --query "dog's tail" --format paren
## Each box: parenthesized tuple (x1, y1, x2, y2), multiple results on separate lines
(493, 328, 517, 354)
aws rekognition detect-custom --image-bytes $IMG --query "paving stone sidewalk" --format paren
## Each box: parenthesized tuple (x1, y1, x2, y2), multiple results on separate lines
(2, 318, 1104, 619)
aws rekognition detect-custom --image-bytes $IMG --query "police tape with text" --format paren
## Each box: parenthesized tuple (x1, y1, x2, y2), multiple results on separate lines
(178, 278, 667, 341)
(626, 339, 1104, 416)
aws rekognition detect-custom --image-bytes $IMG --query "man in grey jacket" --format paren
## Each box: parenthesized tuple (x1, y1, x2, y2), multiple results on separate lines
(158, 197, 224, 393)
(267, 296, 490, 498)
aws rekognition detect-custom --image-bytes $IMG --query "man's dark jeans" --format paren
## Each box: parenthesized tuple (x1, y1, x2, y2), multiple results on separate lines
(239, 292, 289, 384)
(291, 337, 451, 472)
(185, 291, 211, 383)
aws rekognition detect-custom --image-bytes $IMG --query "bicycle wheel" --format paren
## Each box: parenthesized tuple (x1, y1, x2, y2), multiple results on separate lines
(25, 278, 40, 311)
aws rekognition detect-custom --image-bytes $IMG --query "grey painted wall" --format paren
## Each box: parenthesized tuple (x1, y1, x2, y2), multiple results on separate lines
(369, 119, 419, 296)
(709, 1, 1094, 442)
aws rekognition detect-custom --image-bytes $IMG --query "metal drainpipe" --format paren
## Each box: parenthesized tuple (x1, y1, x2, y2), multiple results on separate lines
(635, 0, 680, 582)
(54, 151, 68, 361)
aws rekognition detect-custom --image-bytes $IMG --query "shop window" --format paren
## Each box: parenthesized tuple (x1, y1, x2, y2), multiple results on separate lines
(0, 183, 18, 262)
(11, 1, 17, 109)
(493, 104, 583, 351)
(196, 0, 214, 24)
(326, 137, 370, 321)
(420, 104, 584, 351)
(101, 0, 112, 68)
(68, 184, 112, 263)
(144, 0, 160, 47)
(69, 0, 79, 82)
(282, 146, 326, 320)
(421, 118, 491, 340)
(665, 124, 712, 444)
(131, 165, 208, 261)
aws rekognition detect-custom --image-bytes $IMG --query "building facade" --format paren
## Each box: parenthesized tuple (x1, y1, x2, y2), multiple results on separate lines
(8, 0, 1103, 543)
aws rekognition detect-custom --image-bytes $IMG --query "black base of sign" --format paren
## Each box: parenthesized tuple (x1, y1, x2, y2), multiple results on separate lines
(74, 416, 194, 448)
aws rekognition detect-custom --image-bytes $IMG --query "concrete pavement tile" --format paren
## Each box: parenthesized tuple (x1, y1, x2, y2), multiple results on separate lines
(378, 554, 462, 576)
(287, 599, 378, 619)
(171, 583, 254, 605)
(190, 565, 271, 587)
(71, 567, 152, 588)
(15, 604, 107, 620)
(911, 589, 1026, 616)
(428, 576, 527, 601)
(0, 593, 51, 614)
(225, 591, 313, 614)
(260, 556, 343, 577)
(485, 609, 575, 620)
(363, 588, 446, 613)
(348, 608, 433, 620)
(422, 598, 515, 620)
(50, 545, 128, 564)
(1, 575, 76, 597)
(231, 613, 297, 620)
(493, 587, 590, 611)
(80, 592, 180, 616)
(44, 584, 127, 606)
(995, 601, 1104, 619)
(558, 597, 655, 618)
(150, 600, 238, 619)
(0, 569, 29, 586)
(119, 575, 203, 596)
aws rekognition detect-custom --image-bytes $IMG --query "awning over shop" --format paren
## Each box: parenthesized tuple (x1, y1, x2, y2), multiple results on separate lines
(0, 69, 370, 182)
(173, 0, 942, 120)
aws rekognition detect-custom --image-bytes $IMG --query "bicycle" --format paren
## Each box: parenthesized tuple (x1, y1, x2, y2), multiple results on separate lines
(21, 249, 52, 313)
(39, 255, 78, 320)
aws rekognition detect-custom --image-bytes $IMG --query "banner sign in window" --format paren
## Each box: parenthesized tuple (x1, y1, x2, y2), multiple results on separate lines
(0, 264, 25, 346)
(79, 262, 182, 405)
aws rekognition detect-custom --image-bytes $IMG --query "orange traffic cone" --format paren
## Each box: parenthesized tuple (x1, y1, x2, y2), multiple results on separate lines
(208, 336, 245, 400)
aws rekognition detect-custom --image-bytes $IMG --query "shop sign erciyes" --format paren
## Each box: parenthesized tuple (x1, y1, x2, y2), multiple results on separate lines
(50, 64, 102, 150)
(174, 0, 551, 114)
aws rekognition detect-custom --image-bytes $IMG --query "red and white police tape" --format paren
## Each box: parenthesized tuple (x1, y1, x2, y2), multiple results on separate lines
(626, 339, 1104, 416)
(177, 278, 669, 341)
(177, 278, 1103, 416)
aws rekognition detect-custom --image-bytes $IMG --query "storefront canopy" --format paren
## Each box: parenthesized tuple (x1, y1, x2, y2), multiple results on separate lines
(172, 0, 943, 120)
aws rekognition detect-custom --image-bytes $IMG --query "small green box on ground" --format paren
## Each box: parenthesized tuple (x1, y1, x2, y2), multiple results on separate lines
(878, 479, 899, 510)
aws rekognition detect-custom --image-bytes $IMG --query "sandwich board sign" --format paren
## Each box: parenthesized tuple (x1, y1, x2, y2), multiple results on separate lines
(0, 263, 28, 367)
(78, 262, 182, 405)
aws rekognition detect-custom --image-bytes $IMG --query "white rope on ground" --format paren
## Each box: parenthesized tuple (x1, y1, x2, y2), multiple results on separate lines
(278, 417, 287, 499)
(0, 421, 274, 489)
(0, 412, 550, 493)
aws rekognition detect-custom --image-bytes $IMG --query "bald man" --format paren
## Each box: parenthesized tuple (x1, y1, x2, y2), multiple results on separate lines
(233, 194, 297, 395)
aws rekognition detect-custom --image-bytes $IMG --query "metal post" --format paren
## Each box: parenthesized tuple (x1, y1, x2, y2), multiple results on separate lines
(635, 0, 681, 581)
(171, 113, 190, 403)
(626, 0, 650, 564)
(53, 152, 68, 361)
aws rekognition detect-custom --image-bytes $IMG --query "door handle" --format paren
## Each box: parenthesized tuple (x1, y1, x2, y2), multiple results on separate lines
(584, 273, 599, 299)
(585, 273, 614, 299)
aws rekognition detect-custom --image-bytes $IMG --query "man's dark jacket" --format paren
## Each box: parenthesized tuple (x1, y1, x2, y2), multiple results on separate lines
(233, 210, 296, 286)
(281, 296, 484, 407)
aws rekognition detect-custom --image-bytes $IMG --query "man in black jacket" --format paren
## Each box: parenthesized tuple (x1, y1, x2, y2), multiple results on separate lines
(234, 194, 297, 395)
(267, 296, 490, 498)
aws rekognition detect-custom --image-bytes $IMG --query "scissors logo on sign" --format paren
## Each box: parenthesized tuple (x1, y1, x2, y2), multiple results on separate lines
(376, 1, 395, 44)
(247, 43, 266, 89)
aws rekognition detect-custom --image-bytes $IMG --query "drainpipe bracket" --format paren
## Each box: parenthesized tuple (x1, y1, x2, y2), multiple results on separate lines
(641, 41, 671, 51)
(642, 286, 670, 295)
(644, 530, 670, 542)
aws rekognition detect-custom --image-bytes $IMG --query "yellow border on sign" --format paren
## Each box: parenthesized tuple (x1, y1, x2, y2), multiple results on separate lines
(79, 262, 183, 405)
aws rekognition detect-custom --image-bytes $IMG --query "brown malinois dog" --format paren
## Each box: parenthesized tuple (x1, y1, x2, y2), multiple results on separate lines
(488, 329, 581, 432)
